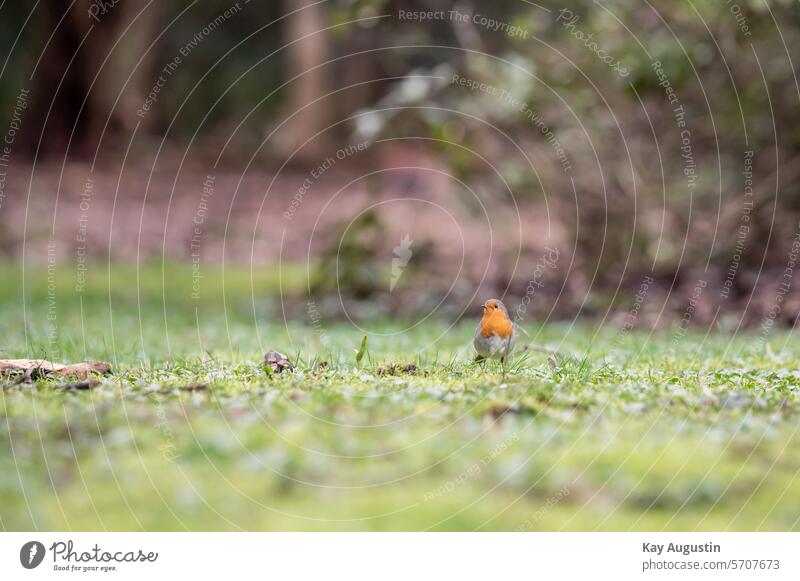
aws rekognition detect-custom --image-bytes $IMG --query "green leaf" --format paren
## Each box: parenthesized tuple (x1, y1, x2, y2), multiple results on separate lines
(354, 335, 368, 368)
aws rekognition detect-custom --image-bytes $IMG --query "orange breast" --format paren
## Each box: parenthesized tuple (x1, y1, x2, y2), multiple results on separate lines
(480, 310, 513, 338)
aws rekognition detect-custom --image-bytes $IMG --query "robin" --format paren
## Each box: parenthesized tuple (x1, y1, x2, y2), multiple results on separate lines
(474, 298, 517, 380)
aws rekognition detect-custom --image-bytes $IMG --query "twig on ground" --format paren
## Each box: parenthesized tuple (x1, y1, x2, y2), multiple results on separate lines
(519, 343, 567, 358)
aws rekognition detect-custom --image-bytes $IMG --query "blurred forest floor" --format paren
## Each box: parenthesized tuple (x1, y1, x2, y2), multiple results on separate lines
(3, 156, 800, 330)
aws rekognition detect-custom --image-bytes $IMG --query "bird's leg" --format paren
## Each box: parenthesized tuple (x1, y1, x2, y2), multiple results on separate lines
(500, 356, 506, 383)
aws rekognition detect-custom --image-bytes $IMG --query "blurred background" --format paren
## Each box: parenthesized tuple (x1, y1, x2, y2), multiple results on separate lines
(1, 0, 800, 328)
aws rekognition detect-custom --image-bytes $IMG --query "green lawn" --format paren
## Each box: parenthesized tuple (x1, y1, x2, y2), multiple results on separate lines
(1, 263, 799, 531)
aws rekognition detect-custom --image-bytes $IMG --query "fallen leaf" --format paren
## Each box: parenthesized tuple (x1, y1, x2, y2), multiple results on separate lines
(179, 383, 208, 392)
(264, 351, 294, 374)
(377, 363, 418, 376)
(157, 383, 209, 395)
(0, 359, 112, 381)
(487, 402, 518, 420)
(56, 380, 101, 391)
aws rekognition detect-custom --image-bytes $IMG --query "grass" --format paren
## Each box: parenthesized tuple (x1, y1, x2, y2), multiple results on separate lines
(1, 262, 799, 531)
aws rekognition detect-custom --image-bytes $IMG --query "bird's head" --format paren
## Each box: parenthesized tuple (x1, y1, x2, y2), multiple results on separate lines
(482, 299, 508, 317)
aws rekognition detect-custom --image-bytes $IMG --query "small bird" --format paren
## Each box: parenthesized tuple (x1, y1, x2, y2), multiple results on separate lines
(474, 298, 517, 381)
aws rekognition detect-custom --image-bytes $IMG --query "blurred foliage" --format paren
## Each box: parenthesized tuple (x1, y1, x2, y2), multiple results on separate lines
(0, 1, 34, 116)
(310, 209, 386, 298)
(154, 2, 287, 136)
(1, 0, 799, 278)
(341, 0, 800, 278)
